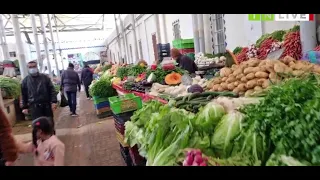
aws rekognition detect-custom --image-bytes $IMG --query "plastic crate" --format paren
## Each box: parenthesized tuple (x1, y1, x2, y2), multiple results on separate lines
(129, 145, 146, 166)
(93, 96, 109, 105)
(108, 93, 142, 115)
(94, 101, 110, 109)
(179, 48, 195, 54)
(116, 131, 128, 147)
(97, 111, 112, 119)
(186, 53, 195, 60)
(173, 39, 194, 49)
(112, 111, 134, 125)
(120, 145, 133, 166)
(96, 106, 111, 115)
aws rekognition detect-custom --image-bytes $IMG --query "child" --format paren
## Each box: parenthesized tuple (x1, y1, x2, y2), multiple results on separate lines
(17, 117, 65, 166)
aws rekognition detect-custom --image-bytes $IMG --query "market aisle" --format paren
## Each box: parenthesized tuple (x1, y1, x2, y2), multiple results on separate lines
(14, 91, 125, 166)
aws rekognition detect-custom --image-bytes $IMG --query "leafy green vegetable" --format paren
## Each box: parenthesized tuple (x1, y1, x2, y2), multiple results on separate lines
(211, 112, 244, 158)
(255, 33, 271, 47)
(0, 77, 21, 98)
(116, 65, 147, 80)
(194, 102, 226, 133)
(270, 30, 286, 41)
(89, 77, 116, 98)
(146, 66, 186, 84)
(233, 47, 243, 55)
(116, 67, 128, 79)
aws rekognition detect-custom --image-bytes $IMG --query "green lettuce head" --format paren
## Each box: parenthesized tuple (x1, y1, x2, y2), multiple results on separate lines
(195, 102, 226, 132)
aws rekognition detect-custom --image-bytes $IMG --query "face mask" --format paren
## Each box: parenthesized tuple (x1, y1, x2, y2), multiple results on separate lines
(28, 68, 39, 75)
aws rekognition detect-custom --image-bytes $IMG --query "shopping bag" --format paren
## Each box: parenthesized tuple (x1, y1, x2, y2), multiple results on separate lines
(60, 92, 69, 107)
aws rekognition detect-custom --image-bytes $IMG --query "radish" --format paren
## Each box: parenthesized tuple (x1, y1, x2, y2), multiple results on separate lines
(194, 149, 202, 156)
(199, 162, 207, 166)
(183, 160, 189, 166)
(194, 154, 203, 164)
(202, 157, 208, 162)
(192, 162, 199, 166)
(186, 155, 194, 165)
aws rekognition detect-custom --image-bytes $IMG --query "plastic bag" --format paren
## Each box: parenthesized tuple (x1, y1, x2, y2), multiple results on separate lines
(302, 51, 320, 64)
(60, 92, 69, 107)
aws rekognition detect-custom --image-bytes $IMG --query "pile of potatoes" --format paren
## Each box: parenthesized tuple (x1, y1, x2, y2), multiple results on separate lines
(207, 56, 320, 96)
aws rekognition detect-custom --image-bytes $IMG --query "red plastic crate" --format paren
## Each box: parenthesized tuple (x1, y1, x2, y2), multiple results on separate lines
(129, 145, 146, 166)
(179, 48, 194, 55)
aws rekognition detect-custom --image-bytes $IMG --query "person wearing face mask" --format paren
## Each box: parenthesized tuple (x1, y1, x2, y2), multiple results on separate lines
(170, 48, 198, 74)
(21, 61, 58, 132)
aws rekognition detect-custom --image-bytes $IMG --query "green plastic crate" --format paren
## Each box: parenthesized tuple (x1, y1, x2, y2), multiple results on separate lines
(173, 39, 194, 49)
(108, 93, 142, 115)
(186, 53, 195, 61)
(93, 96, 109, 105)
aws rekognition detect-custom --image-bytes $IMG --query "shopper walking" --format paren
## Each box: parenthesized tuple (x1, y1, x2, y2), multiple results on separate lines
(81, 63, 94, 100)
(0, 108, 19, 166)
(21, 61, 57, 130)
(61, 63, 81, 116)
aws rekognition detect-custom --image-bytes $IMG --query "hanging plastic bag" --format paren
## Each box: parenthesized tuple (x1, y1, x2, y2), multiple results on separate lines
(302, 51, 320, 64)
(60, 92, 69, 107)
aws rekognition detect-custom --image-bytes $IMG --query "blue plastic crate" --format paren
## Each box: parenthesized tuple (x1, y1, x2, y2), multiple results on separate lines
(94, 101, 110, 110)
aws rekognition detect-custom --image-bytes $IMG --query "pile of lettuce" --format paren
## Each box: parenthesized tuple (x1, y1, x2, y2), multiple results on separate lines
(124, 101, 245, 166)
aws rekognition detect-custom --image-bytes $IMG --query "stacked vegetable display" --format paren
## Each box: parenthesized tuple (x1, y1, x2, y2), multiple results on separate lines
(0, 76, 21, 99)
(207, 56, 320, 96)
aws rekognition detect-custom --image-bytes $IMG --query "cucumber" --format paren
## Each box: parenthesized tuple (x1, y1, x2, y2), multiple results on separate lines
(206, 95, 213, 100)
(186, 105, 193, 111)
(179, 104, 189, 109)
(176, 101, 186, 107)
(187, 92, 202, 101)
(189, 99, 210, 104)
(182, 95, 190, 102)
(191, 97, 208, 101)
(175, 96, 184, 101)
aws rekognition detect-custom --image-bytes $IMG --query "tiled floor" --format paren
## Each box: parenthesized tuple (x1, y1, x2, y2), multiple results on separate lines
(14, 91, 125, 166)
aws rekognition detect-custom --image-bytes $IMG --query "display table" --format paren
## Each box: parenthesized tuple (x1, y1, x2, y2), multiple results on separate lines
(112, 83, 168, 104)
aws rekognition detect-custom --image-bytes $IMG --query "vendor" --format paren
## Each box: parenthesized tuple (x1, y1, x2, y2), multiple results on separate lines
(171, 48, 198, 74)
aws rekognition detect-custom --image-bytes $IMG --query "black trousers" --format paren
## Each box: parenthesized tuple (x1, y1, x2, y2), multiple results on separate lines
(66, 91, 77, 114)
(30, 103, 55, 133)
(84, 84, 91, 98)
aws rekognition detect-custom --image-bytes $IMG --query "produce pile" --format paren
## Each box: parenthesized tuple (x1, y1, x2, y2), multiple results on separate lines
(0, 76, 21, 99)
(89, 75, 117, 98)
(207, 56, 320, 96)
(233, 26, 301, 62)
(125, 73, 320, 166)
(116, 65, 147, 80)
(124, 95, 260, 166)
(194, 52, 226, 66)
(145, 65, 185, 84)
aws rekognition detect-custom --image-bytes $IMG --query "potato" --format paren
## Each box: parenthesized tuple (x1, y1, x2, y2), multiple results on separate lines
(313, 65, 320, 74)
(233, 87, 240, 94)
(213, 77, 222, 84)
(220, 82, 228, 90)
(227, 83, 235, 90)
(237, 83, 246, 91)
(232, 68, 243, 76)
(254, 86, 263, 91)
(220, 67, 232, 77)
(231, 64, 240, 71)
(262, 80, 270, 89)
(257, 78, 268, 86)
(259, 60, 267, 67)
(234, 81, 240, 87)
(269, 72, 277, 80)
(282, 56, 295, 65)
(241, 76, 248, 83)
(246, 79, 258, 89)
(245, 89, 254, 97)
(221, 77, 228, 82)
(246, 73, 255, 80)
(274, 62, 287, 73)
(259, 65, 268, 72)
(236, 74, 245, 80)
(244, 67, 255, 75)
(245, 59, 260, 67)
(255, 71, 269, 78)
(292, 70, 305, 76)
(288, 61, 296, 68)
(218, 87, 224, 92)
(226, 75, 236, 83)
(212, 84, 220, 91)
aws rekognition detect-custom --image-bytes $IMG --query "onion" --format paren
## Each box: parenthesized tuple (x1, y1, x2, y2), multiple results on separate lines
(192, 162, 199, 166)
(194, 154, 203, 164)
(186, 155, 194, 165)
(183, 160, 189, 166)
(199, 162, 207, 166)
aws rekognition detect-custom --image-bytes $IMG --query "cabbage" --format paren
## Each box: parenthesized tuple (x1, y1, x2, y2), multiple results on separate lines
(211, 111, 244, 158)
(194, 102, 226, 132)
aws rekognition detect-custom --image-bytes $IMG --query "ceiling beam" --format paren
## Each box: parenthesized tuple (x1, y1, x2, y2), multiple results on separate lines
(5, 27, 110, 36)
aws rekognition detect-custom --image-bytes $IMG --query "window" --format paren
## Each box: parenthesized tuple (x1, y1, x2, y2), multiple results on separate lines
(9, 52, 16, 58)
(172, 20, 181, 40)
(129, 45, 133, 64)
(138, 40, 143, 59)
(211, 14, 226, 54)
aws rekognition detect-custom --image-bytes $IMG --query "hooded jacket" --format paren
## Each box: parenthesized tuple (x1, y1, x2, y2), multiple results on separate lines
(61, 67, 81, 92)
(81, 67, 93, 86)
